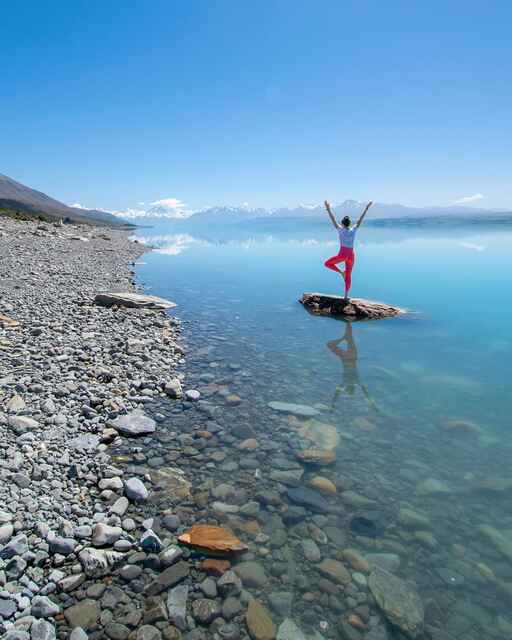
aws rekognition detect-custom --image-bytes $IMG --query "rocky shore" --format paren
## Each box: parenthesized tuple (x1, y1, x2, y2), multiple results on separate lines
(0, 218, 186, 639)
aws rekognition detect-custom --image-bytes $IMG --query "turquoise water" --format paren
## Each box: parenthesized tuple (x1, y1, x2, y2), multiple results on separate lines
(133, 219, 512, 639)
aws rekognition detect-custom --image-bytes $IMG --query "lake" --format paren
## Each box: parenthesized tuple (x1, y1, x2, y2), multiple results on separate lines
(128, 218, 512, 639)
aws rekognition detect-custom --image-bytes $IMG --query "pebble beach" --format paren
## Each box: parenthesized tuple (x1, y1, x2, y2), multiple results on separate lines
(0, 218, 186, 639)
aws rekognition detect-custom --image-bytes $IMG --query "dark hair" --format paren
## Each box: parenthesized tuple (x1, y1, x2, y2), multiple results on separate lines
(341, 216, 351, 227)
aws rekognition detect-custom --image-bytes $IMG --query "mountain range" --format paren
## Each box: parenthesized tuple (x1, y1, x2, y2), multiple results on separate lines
(1, 172, 510, 227)
(0, 173, 127, 226)
(115, 199, 512, 225)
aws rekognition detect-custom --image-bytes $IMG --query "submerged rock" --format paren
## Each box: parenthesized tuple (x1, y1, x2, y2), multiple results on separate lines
(309, 476, 337, 494)
(349, 514, 381, 538)
(474, 477, 512, 492)
(477, 524, 512, 561)
(441, 419, 482, 435)
(317, 559, 351, 585)
(246, 599, 276, 640)
(286, 487, 330, 513)
(167, 584, 188, 631)
(234, 561, 268, 588)
(276, 618, 307, 640)
(150, 467, 192, 500)
(295, 449, 336, 466)
(178, 525, 248, 555)
(267, 401, 320, 417)
(297, 419, 340, 450)
(416, 478, 451, 496)
(368, 566, 424, 638)
(398, 508, 431, 530)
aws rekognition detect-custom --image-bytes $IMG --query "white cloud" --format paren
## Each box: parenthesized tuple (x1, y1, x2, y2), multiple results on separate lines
(150, 198, 187, 209)
(453, 193, 485, 205)
(70, 203, 87, 209)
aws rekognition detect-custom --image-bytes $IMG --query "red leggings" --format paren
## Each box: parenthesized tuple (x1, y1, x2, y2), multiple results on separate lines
(324, 247, 355, 293)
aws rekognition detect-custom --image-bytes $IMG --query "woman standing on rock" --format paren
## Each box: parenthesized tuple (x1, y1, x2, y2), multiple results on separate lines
(323, 200, 373, 299)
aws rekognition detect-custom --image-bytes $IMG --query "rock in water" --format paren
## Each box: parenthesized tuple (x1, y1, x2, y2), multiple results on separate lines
(94, 291, 176, 309)
(110, 410, 156, 436)
(167, 584, 189, 631)
(300, 293, 405, 320)
(317, 559, 351, 585)
(276, 619, 307, 640)
(286, 487, 330, 513)
(368, 566, 424, 638)
(246, 599, 276, 640)
(178, 525, 248, 555)
(267, 401, 320, 417)
(295, 449, 336, 466)
(297, 419, 340, 450)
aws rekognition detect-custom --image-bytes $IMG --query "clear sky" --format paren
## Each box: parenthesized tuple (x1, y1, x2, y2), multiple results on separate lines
(2, 1, 511, 211)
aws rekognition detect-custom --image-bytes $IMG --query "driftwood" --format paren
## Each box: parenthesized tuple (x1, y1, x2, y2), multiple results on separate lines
(300, 293, 405, 320)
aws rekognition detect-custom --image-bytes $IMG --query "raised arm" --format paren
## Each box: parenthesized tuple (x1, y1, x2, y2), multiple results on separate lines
(324, 200, 340, 229)
(356, 201, 373, 228)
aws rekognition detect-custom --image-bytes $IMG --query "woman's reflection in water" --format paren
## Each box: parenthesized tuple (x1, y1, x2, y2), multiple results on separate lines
(327, 322, 381, 414)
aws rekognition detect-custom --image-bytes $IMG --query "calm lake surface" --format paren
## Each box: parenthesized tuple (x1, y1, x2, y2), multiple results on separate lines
(132, 219, 512, 639)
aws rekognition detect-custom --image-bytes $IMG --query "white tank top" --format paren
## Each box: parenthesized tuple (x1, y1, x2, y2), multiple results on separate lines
(338, 226, 357, 249)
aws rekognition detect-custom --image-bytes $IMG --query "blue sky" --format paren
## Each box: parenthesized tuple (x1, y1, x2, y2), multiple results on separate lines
(2, 1, 511, 211)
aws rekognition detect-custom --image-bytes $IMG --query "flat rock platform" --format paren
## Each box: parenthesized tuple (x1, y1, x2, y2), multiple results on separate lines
(94, 291, 176, 310)
(300, 293, 405, 320)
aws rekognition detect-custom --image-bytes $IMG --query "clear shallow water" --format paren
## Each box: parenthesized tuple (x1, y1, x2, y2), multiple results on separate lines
(133, 220, 512, 639)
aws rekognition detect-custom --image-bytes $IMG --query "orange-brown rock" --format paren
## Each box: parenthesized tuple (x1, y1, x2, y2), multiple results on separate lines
(195, 430, 213, 439)
(442, 419, 482, 435)
(298, 419, 340, 450)
(309, 476, 337, 494)
(200, 559, 231, 575)
(238, 438, 259, 450)
(178, 525, 248, 555)
(0, 314, 20, 329)
(343, 549, 370, 573)
(317, 559, 351, 585)
(347, 614, 367, 630)
(226, 394, 242, 404)
(296, 449, 336, 466)
(232, 519, 262, 537)
(246, 599, 276, 640)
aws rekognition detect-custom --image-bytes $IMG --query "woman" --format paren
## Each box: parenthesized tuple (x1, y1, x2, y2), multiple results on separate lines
(323, 200, 373, 299)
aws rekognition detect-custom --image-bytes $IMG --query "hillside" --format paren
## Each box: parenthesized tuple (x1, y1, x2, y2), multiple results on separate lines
(0, 173, 129, 226)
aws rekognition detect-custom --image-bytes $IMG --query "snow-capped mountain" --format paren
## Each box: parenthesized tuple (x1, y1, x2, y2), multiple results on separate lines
(110, 198, 510, 224)
(113, 198, 191, 220)
(187, 205, 270, 223)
